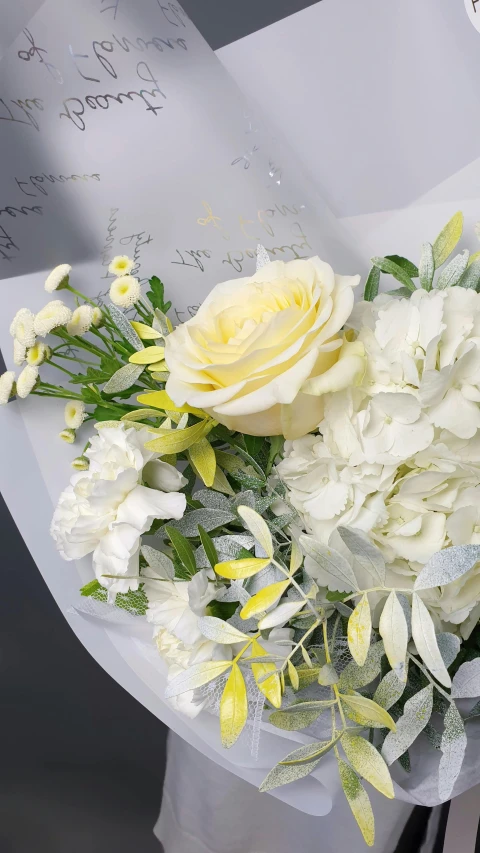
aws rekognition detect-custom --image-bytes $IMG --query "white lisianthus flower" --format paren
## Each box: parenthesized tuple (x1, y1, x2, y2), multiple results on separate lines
(13, 339, 27, 365)
(34, 301, 72, 336)
(27, 342, 50, 366)
(165, 257, 362, 439)
(16, 364, 38, 398)
(10, 308, 36, 347)
(64, 400, 85, 429)
(45, 263, 71, 293)
(108, 255, 135, 276)
(59, 428, 76, 443)
(91, 306, 103, 328)
(0, 371, 15, 404)
(146, 570, 218, 646)
(66, 305, 94, 336)
(50, 424, 186, 593)
(110, 275, 141, 307)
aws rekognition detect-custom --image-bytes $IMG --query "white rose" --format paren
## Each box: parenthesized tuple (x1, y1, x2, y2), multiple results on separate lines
(50, 424, 186, 592)
(165, 257, 363, 438)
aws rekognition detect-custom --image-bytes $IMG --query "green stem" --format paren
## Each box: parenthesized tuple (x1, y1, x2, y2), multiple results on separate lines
(283, 620, 320, 668)
(64, 283, 98, 308)
(52, 353, 96, 366)
(49, 359, 78, 378)
(323, 621, 347, 729)
(32, 389, 84, 401)
(343, 586, 413, 603)
(273, 559, 318, 618)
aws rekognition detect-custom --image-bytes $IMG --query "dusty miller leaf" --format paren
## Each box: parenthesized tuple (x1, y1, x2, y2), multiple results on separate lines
(436, 633, 461, 669)
(438, 702, 467, 801)
(109, 304, 144, 350)
(414, 545, 480, 591)
(169, 508, 236, 537)
(103, 362, 144, 394)
(373, 670, 406, 710)
(382, 685, 433, 765)
(198, 616, 248, 644)
(339, 641, 384, 690)
(379, 591, 408, 682)
(451, 659, 480, 698)
(341, 734, 394, 799)
(419, 242, 435, 291)
(338, 760, 375, 847)
(141, 545, 174, 580)
(338, 526, 385, 586)
(300, 535, 359, 591)
(436, 250, 469, 289)
(411, 593, 451, 688)
(347, 594, 372, 666)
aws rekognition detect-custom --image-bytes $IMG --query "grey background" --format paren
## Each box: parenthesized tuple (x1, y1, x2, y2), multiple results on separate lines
(0, 2, 320, 852)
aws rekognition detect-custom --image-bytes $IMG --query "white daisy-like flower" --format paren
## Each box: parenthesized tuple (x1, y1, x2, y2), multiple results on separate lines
(34, 301, 72, 337)
(10, 308, 36, 347)
(108, 255, 135, 277)
(110, 275, 141, 308)
(27, 342, 50, 366)
(64, 399, 85, 429)
(16, 364, 38, 398)
(45, 263, 71, 293)
(59, 428, 76, 443)
(91, 307, 103, 328)
(66, 305, 94, 336)
(13, 339, 27, 365)
(0, 371, 15, 404)
(71, 456, 90, 471)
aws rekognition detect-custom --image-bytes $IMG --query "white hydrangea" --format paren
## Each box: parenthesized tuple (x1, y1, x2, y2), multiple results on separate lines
(10, 308, 36, 347)
(34, 301, 72, 336)
(110, 275, 141, 307)
(0, 371, 15, 405)
(16, 364, 38, 398)
(45, 263, 71, 293)
(66, 305, 94, 336)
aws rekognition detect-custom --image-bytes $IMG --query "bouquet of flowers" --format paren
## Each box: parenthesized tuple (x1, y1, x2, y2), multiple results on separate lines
(5, 212, 480, 846)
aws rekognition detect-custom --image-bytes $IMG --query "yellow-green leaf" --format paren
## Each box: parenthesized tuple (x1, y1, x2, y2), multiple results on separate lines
(214, 449, 245, 474)
(287, 659, 299, 690)
(250, 640, 282, 708)
(237, 505, 273, 558)
(211, 465, 235, 496)
(339, 760, 375, 847)
(220, 663, 248, 748)
(130, 321, 162, 340)
(379, 591, 408, 682)
(279, 734, 343, 766)
(348, 594, 372, 667)
(147, 359, 167, 372)
(432, 211, 463, 268)
(341, 734, 394, 799)
(240, 580, 290, 620)
(215, 557, 271, 580)
(339, 693, 396, 731)
(468, 251, 480, 267)
(144, 419, 214, 454)
(290, 538, 303, 573)
(137, 390, 205, 417)
(121, 408, 162, 422)
(129, 346, 165, 364)
(165, 660, 232, 698)
(187, 437, 216, 487)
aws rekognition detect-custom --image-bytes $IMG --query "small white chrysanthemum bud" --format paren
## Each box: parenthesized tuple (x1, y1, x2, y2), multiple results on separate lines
(110, 275, 141, 308)
(13, 338, 27, 365)
(34, 301, 72, 337)
(0, 371, 16, 405)
(45, 263, 71, 293)
(26, 342, 50, 366)
(91, 306, 104, 328)
(10, 308, 36, 347)
(64, 399, 85, 429)
(59, 428, 76, 443)
(108, 255, 135, 277)
(71, 455, 90, 470)
(66, 305, 94, 336)
(16, 364, 39, 398)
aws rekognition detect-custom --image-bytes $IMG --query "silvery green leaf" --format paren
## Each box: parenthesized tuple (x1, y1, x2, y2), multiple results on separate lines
(231, 490, 256, 511)
(337, 526, 385, 586)
(379, 591, 408, 682)
(438, 702, 467, 800)
(432, 211, 463, 268)
(339, 641, 385, 690)
(169, 508, 236, 537)
(412, 593, 451, 688)
(386, 287, 416, 299)
(457, 258, 480, 290)
(414, 545, 480, 591)
(465, 698, 480, 720)
(436, 632, 461, 669)
(419, 242, 435, 291)
(363, 265, 380, 302)
(109, 304, 144, 350)
(152, 308, 170, 337)
(382, 685, 433, 765)
(259, 758, 321, 791)
(215, 580, 250, 606)
(335, 601, 354, 617)
(256, 243, 271, 271)
(371, 256, 416, 292)
(258, 600, 304, 629)
(269, 701, 334, 731)
(212, 534, 255, 560)
(436, 250, 469, 289)
(103, 362, 144, 394)
(424, 722, 442, 750)
(373, 670, 406, 710)
(397, 594, 412, 639)
(317, 663, 339, 686)
(198, 616, 249, 644)
(300, 535, 359, 591)
(165, 660, 232, 697)
(141, 545, 174, 580)
(193, 490, 232, 511)
(451, 659, 480, 698)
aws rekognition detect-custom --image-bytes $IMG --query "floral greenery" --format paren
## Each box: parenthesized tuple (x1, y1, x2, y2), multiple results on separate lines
(5, 215, 480, 846)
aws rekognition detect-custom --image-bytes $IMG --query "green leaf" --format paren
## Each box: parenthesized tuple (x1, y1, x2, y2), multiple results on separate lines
(340, 693, 396, 731)
(141, 545, 175, 580)
(103, 363, 144, 394)
(146, 275, 171, 313)
(80, 579, 102, 597)
(165, 525, 197, 577)
(317, 663, 339, 686)
(198, 525, 219, 570)
(371, 256, 416, 292)
(278, 735, 342, 766)
(436, 250, 469, 289)
(259, 757, 321, 792)
(145, 419, 214, 455)
(266, 434, 284, 475)
(432, 211, 463, 267)
(457, 258, 480, 291)
(269, 701, 335, 731)
(339, 641, 385, 691)
(364, 266, 380, 302)
(373, 670, 406, 711)
(419, 242, 435, 291)
(339, 760, 375, 847)
(384, 255, 419, 278)
(229, 469, 266, 491)
(438, 702, 467, 800)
